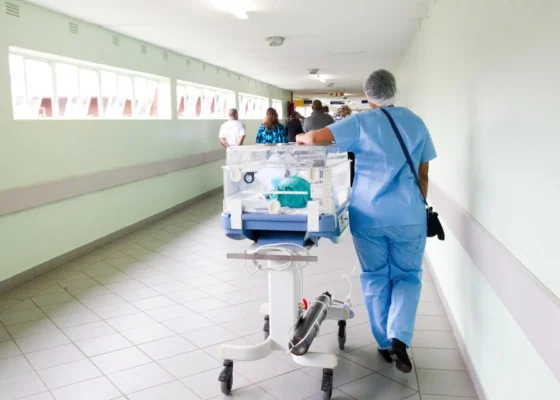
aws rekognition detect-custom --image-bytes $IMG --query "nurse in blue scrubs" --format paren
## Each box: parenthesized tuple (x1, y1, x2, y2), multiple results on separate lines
(297, 70, 437, 374)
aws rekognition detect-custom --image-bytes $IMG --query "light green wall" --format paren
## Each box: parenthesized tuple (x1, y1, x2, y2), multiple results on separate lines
(0, 1, 290, 281)
(426, 227, 560, 399)
(1, 161, 223, 282)
(397, 0, 560, 398)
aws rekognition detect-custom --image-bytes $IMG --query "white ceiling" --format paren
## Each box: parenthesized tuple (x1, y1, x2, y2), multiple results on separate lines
(25, 0, 430, 95)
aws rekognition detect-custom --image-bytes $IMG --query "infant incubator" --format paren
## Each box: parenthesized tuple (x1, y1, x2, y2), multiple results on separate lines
(221, 143, 351, 245)
(218, 144, 354, 399)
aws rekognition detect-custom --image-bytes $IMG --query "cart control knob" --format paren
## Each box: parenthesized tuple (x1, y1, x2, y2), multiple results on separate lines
(230, 169, 242, 183)
(268, 200, 281, 215)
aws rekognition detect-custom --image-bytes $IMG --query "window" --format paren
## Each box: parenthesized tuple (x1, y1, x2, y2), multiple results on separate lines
(272, 99, 283, 120)
(134, 76, 168, 118)
(55, 63, 100, 118)
(176, 81, 234, 119)
(118, 75, 133, 118)
(238, 93, 269, 119)
(100, 71, 119, 118)
(8, 47, 171, 120)
(295, 106, 313, 118)
(8, 55, 55, 118)
(9, 55, 28, 118)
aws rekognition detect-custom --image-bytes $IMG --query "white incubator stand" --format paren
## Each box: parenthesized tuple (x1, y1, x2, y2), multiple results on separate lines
(219, 144, 354, 399)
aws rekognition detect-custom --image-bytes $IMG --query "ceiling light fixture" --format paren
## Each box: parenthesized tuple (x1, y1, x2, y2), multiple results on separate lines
(314, 73, 327, 83)
(231, 8, 248, 19)
(265, 36, 285, 47)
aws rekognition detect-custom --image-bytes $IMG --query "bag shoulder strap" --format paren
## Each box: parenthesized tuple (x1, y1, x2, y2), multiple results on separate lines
(380, 108, 428, 206)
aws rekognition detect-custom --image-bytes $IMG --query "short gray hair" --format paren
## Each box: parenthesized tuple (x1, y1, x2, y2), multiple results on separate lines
(363, 69, 396, 107)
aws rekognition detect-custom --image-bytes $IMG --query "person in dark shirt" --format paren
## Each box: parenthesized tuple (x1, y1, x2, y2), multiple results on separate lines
(286, 112, 304, 142)
(303, 100, 335, 132)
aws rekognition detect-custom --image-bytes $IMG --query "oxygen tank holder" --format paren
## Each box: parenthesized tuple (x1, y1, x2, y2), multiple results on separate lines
(217, 242, 354, 399)
(288, 292, 332, 355)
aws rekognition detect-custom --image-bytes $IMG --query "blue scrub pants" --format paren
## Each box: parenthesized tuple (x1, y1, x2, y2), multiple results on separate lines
(352, 224, 427, 349)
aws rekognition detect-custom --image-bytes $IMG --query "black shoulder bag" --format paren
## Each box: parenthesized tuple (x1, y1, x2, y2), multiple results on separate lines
(380, 108, 445, 240)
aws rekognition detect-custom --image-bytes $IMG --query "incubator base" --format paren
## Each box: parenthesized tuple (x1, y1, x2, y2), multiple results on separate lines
(217, 244, 353, 399)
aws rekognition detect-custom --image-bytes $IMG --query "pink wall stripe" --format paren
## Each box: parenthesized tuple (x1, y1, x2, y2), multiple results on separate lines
(0, 149, 225, 217)
(430, 182, 560, 381)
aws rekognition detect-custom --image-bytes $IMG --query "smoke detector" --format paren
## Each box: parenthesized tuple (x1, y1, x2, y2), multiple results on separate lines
(266, 36, 285, 47)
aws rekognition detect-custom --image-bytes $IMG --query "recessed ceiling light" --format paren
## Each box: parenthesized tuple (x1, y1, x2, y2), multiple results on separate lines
(265, 36, 285, 47)
(233, 9, 248, 19)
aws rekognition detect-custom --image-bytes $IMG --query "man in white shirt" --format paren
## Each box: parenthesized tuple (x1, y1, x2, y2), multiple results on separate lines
(219, 109, 246, 148)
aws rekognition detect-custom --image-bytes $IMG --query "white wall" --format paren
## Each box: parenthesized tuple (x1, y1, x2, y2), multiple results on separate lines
(397, 0, 560, 398)
(0, 1, 291, 282)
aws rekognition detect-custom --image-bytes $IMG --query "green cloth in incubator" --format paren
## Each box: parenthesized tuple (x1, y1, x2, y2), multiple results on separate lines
(270, 176, 311, 208)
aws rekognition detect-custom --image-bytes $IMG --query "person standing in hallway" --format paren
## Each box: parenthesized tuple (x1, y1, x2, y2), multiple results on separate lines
(303, 100, 335, 132)
(219, 108, 245, 148)
(322, 105, 331, 116)
(335, 105, 352, 121)
(256, 107, 287, 144)
(286, 112, 305, 142)
(296, 69, 436, 374)
(335, 105, 356, 186)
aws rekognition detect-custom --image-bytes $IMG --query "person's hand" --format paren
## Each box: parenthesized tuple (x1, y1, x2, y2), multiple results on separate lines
(296, 132, 312, 145)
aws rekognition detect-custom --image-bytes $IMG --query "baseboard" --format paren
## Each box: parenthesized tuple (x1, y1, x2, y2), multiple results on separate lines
(424, 255, 488, 400)
(0, 186, 223, 295)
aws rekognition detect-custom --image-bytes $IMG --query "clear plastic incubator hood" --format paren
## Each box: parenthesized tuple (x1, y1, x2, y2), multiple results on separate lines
(221, 143, 351, 245)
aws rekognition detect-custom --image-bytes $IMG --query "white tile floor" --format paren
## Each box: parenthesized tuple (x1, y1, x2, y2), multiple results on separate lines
(0, 194, 478, 400)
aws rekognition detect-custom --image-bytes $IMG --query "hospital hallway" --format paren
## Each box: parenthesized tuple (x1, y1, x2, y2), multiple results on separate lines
(0, 193, 477, 400)
(1, 0, 559, 399)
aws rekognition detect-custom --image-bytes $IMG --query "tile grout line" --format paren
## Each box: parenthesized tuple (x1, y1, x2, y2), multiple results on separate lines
(8, 293, 121, 397)
(25, 265, 263, 397)
(27, 288, 128, 398)
(413, 341, 422, 397)
(2, 308, 57, 399)
(8, 281, 207, 397)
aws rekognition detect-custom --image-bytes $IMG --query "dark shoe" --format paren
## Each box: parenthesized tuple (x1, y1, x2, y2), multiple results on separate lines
(377, 348, 393, 363)
(389, 339, 412, 373)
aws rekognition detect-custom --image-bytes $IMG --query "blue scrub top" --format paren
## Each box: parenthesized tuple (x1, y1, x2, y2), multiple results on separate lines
(329, 107, 437, 231)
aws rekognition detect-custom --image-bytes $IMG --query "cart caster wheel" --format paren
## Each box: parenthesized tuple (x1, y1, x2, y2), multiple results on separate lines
(221, 376, 233, 395)
(263, 315, 270, 340)
(218, 360, 233, 395)
(338, 320, 347, 350)
(321, 368, 334, 400)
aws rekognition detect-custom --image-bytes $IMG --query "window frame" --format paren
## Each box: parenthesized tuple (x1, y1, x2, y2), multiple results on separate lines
(238, 93, 270, 120)
(176, 80, 235, 120)
(8, 47, 171, 120)
(271, 99, 284, 120)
